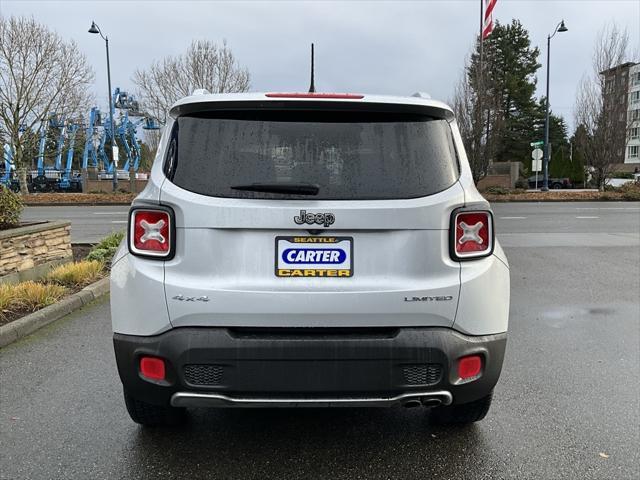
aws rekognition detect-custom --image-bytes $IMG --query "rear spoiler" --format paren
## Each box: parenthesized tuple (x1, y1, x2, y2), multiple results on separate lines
(169, 100, 454, 122)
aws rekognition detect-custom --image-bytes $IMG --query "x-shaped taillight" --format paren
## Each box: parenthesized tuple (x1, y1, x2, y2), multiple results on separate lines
(451, 210, 493, 260)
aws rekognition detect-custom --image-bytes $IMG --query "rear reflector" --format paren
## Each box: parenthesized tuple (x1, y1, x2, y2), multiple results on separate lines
(265, 92, 364, 99)
(458, 355, 482, 380)
(140, 356, 166, 381)
(451, 210, 494, 260)
(128, 207, 174, 259)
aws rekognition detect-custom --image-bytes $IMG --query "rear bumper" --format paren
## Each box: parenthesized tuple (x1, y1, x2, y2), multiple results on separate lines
(113, 327, 506, 407)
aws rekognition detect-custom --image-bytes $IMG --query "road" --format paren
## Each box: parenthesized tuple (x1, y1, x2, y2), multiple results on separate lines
(21, 201, 640, 243)
(22, 205, 129, 243)
(3, 202, 639, 479)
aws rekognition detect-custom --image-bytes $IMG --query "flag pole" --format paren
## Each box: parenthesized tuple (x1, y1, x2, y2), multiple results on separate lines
(479, 0, 484, 169)
(479, 0, 484, 83)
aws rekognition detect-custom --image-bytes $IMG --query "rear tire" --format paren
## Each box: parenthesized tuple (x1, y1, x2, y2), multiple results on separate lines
(123, 391, 186, 427)
(429, 392, 493, 425)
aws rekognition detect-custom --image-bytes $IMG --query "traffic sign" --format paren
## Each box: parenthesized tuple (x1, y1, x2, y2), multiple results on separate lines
(532, 148, 543, 160)
(530, 141, 544, 147)
(531, 159, 542, 172)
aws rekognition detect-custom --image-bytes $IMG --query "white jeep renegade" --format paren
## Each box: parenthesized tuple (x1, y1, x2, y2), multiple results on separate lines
(110, 91, 510, 426)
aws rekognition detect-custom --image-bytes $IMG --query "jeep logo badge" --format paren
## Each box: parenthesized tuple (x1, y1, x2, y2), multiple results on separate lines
(293, 210, 335, 228)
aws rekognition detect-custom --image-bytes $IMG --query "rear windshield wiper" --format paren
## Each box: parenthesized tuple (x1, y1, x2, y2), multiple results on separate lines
(230, 183, 320, 195)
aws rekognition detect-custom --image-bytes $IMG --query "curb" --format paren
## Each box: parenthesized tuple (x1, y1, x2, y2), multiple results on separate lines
(0, 277, 110, 349)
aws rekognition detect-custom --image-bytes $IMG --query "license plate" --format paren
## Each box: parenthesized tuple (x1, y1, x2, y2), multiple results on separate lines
(275, 236, 353, 278)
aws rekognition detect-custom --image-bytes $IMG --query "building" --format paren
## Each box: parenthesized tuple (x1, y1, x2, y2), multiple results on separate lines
(627, 63, 640, 164)
(601, 62, 640, 164)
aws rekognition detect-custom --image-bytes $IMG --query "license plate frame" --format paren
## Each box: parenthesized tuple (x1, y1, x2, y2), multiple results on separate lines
(275, 236, 354, 278)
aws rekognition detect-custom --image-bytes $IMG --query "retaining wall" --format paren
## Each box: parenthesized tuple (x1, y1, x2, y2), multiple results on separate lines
(0, 221, 72, 284)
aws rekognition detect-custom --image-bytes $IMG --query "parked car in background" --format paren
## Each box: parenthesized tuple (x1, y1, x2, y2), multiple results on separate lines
(527, 176, 573, 189)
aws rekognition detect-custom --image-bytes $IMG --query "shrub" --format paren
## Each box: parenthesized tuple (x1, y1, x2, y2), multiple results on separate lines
(47, 260, 104, 287)
(9, 281, 66, 313)
(0, 185, 23, 230)
(484, 186, 511, 195)
(514, 178, 528, 189)
(86, 231, 125, 264)
(0, 283, 16, 319)
(619, 182, 640, 201)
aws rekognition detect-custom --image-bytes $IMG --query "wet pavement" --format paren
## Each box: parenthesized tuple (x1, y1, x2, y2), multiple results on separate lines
(2, 207, 639, 479)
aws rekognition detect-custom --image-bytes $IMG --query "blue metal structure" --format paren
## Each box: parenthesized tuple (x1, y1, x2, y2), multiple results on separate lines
(59, 124, 81, 191)
(31, 116, 85, 192)
(117, 112, 133, 172)
(82, 107, 102, 170)
(120, 113, 159, 172)
(2, 144, 15, 187)
(2, 125, 27, 192)
(51, 117, 66, 171)
(3, 87, 161, 193)
(35, 121, 48, 177)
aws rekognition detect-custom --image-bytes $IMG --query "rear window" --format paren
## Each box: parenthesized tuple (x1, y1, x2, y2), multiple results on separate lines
(166, 110, 459, 200)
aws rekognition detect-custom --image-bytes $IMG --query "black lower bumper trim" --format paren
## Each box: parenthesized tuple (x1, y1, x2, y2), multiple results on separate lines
(113, 327, 506, 407)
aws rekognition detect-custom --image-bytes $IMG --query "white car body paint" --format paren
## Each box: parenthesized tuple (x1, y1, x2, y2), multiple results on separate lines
(110, 93, 510, 337)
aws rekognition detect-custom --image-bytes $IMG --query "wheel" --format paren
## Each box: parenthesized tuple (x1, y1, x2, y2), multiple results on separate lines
(552, 183, 562, 190)
(429, 392, 493, 425)
(32, 175, 49, 192)
(123, 390, 186, 427)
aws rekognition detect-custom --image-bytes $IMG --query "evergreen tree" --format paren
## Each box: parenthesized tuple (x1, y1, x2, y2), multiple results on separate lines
(468, 20, 542, 165)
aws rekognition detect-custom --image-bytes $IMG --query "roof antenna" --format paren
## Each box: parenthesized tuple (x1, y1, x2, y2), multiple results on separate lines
(308, 43, 316, 93)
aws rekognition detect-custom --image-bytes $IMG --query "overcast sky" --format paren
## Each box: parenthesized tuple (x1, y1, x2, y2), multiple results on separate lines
(2, 0, 639, 132)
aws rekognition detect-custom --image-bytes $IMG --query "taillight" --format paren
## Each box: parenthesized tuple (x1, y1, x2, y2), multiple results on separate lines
(128, 206, 175, 259)
(450, 209, 494, 260)
(458, 354, 483, 381)
(265, 92, 364, 99)
(139, 356, 166, 381)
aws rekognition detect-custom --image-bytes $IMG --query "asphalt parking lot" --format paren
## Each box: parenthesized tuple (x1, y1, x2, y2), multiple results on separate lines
(3, 202, 639, 479)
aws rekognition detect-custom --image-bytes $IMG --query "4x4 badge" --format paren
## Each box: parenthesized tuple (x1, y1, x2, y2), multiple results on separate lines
(172, 295, 210, 302)
(293, 210, 335, 228)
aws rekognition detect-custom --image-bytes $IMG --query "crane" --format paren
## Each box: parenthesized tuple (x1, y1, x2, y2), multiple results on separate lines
(82, 107, 102, 171)
(58, 123, 81, 191)
(1, 144, 16, 190)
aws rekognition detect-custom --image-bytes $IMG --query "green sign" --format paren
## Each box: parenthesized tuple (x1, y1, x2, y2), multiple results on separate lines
(530, 141, 544, 147)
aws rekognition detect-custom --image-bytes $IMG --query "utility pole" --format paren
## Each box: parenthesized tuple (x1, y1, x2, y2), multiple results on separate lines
(541, 20, 568, 191)
(89, 21, 118, 192)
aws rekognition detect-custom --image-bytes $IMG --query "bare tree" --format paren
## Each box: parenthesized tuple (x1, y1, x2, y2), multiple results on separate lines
(452, 63, 487, 183)
(133, 39, 250, 142)
(452, 51, 502, 184)
(0, 16, 94, 193)
(574, 23, 634, 190)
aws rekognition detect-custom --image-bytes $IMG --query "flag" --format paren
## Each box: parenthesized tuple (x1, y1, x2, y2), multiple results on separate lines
(482, 0, 497, 39)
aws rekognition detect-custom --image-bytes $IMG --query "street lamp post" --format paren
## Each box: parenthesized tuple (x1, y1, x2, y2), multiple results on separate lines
(88, 21, 117, 192)
(542, 20, 568, 192)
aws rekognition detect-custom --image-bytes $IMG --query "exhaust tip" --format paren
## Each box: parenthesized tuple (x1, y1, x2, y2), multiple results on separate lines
(403, 399, 422, 408)
(421, 398, 443, 407)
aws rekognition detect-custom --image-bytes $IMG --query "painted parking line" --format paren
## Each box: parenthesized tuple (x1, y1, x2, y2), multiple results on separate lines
(500, 216, 527, 219)
(575, 216, 600, 219)
(498, 232, 639, 247)
(574, 207, 640, 210)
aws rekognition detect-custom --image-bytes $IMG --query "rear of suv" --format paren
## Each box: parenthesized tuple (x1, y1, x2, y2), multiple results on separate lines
(110, 91, 510, 426)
